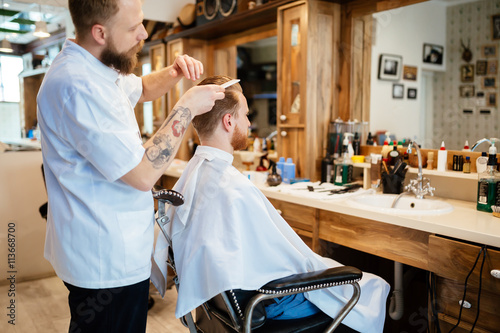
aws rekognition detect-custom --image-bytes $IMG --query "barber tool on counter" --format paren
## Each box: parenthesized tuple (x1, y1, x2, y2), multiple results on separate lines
(381, 158, 408, 194)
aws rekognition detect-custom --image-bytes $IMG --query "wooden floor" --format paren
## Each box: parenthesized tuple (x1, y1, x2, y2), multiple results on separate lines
(0, 275, 188, 333)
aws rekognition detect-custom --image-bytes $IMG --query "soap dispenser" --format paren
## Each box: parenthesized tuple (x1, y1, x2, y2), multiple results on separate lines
(334, 133, 353, 185)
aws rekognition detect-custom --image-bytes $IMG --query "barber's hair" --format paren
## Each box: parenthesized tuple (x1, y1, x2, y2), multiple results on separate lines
(68, 0, 120, 40)
(193, 75, 242, 138)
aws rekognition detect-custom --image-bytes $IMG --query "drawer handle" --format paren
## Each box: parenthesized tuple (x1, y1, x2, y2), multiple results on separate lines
(281, 131, 287, 137)
(459, 300, 471, 309)
(280, 115, 287, 122)
(276, 209, 283, 215)
(491, 269, 500, 279)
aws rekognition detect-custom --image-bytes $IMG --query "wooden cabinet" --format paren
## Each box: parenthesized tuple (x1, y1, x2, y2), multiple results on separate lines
(149, 43, 167, 130)
(19, 68, 47, 137)
(429, 235, 500, 332)
(277, 1, 340, 180)
(165, 38, 208, 160)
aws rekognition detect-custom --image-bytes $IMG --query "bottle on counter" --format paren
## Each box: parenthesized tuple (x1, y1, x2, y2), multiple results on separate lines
(388, 145, 400, 166)
(437, 141, 448, 172)
(321, 152, 334, 183)
(276, 157, 285, 177)
(283, 158, 296, 184)
(353, 132, 361, 155)
(334, 134, 353, 185)
(476, 152, 500, 212)
(476, 152, 488, 174)
(463, 156, 471, 173)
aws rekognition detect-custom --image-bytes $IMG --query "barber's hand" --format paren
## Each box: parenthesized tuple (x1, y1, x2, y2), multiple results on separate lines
(176, 85, 225, 118)
(169, 54, 203, 81)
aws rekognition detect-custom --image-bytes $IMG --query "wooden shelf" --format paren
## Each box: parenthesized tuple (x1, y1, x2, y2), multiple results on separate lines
(163, 0, 295, 42)
(352, 163, 478, 180)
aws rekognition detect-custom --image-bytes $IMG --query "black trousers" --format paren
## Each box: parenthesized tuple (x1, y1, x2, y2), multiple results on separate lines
(64, 278, 150, 333)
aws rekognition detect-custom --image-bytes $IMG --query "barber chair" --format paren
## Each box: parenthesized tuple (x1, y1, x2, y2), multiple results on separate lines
(153, 186, 362, 333)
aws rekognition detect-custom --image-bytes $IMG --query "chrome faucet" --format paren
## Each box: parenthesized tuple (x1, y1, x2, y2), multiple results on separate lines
(405, 140, 435, 199)
(470, 138, 499, 151)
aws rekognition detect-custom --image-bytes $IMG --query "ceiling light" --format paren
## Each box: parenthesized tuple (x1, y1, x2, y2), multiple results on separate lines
(33, 20, 50, 38)
(33, 3, 50, 38)
(0, 38, 13, 53)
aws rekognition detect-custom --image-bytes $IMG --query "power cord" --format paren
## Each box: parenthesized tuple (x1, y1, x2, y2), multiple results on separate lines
(448, 245, 487, 333)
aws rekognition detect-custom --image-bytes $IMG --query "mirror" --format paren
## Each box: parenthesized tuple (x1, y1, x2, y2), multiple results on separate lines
(367, 0, 499, 151)
(237, 36, 277, 139)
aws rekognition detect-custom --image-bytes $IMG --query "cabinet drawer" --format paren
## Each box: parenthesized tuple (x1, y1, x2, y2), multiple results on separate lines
(436, 277, 500, 332)
(429, 235, 500, 295)
(268, 198, 316, 233)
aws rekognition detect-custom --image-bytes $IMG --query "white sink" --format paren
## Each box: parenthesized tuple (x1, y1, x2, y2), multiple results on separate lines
(346, 193, 454, 216)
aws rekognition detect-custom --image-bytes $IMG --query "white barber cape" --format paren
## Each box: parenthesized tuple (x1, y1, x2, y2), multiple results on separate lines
(152, 146, 390, 333)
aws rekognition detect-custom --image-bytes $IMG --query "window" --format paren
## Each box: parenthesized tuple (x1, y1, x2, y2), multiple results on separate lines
(0, 55, 23, 102)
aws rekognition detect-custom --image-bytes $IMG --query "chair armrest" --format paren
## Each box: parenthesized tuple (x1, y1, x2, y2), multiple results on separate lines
(257, 266, 362, 294)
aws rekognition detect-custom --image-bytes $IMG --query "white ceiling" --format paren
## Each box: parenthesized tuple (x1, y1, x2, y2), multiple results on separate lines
(1, 0, 194, 45)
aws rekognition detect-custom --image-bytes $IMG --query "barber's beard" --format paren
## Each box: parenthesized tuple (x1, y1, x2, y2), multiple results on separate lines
(231, 125, 248, 151)
(101, 39, 144, 74)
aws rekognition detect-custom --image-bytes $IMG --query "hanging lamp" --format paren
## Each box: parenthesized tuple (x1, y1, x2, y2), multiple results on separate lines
(33, 3, 50, 38)
(0, 0, 13, 52)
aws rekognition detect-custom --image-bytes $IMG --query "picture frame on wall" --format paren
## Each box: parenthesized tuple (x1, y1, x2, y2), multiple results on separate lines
(492, 14, 500, 40)
(393, 84, 404, 99)
(403, 66, 417, 80)
(461, 64, 475, 82)
(407, 88, 417, 99)
(476, 60, 487, 75)
(423, 43, 444, 65)
(487, 60, 498, 75)
(482, 44, 497, 58)
(378, 54, 403, 81)
(459, 85, 475, 98)
(482, 77, 496, 89)
(487, 93, 497, 107)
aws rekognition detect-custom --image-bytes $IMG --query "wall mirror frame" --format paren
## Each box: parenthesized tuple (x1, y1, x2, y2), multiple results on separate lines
(342, 0, 500, 151)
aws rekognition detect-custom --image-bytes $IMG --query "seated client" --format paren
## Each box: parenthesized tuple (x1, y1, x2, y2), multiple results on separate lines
(152, 75, 390, 333)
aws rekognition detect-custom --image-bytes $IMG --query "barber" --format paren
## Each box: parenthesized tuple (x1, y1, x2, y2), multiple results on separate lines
(36, 0, 224, 332)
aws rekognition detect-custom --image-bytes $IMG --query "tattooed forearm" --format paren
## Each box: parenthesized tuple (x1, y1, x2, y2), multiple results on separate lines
(158, 106, 191, 132)
(145, 134, 174, 169)
(145, 106, 192, 169)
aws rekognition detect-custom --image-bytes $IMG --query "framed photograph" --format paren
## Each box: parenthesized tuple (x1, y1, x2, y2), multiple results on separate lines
(407, 88, 417, 99)
(393, 84, 404, 99)
(403, 66, 417, 80)
(492, 14, 500, 40)
(482, 44, 497, 58)
(461, 64, 475, 82)
(459, 85, 475, 98)
(476, 60, 487, 75)
(378, 54, 403, 81)
(487, 92, 497, 107)
(487, 60, 498, 75)
(482, 77, 496, 89)
(423, 43, 444, 65)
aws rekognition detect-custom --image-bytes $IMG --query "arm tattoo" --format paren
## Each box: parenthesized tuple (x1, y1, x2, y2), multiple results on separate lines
(145, 105, 192, 169)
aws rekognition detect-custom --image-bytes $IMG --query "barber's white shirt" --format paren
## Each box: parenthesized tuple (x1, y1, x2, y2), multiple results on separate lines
(38, 39, 154, 288)
(152, 146, 390, 333)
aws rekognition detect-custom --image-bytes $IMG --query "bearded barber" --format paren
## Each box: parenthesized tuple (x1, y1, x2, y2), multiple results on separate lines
(36, 0, 225, 332)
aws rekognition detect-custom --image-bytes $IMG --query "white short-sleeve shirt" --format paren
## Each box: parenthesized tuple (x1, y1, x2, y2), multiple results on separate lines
(37, 39, 154, 288)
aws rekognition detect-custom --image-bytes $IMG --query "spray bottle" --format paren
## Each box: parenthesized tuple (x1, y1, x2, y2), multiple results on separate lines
(334, 133, 354, 185)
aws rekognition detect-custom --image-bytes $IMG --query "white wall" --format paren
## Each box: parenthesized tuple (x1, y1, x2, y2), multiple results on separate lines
(370, 2, 446, 145)
(143, 0, 195, 23)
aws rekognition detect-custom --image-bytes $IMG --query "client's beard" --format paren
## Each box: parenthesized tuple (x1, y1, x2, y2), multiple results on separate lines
(231, 125, 248, 151)
(101, 39, 144, 75)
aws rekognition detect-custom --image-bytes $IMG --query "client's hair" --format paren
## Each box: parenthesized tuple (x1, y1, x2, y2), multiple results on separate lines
(193, 75, 242, 138)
